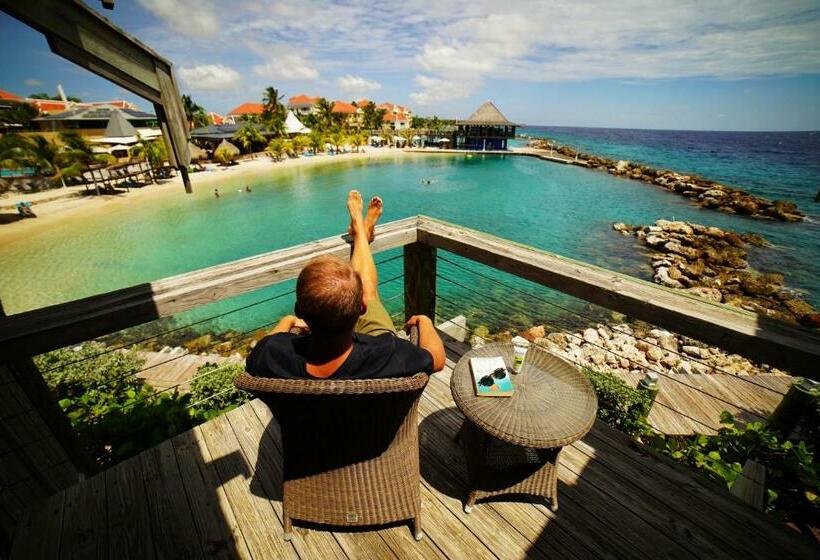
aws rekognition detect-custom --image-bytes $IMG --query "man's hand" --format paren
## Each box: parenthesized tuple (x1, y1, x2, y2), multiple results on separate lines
(271, 315, 310, 335)
(404, 315, 433, 334)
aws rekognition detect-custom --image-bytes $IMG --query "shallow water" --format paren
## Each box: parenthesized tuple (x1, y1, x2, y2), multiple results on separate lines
(0, 152, 817, 336)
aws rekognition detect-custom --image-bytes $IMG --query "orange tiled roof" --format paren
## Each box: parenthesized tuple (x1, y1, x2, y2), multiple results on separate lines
(30, 100, 70, 113)
(377, 102, 394, 111)
(228, 102, 265, 115)
(383, 113, 408, 122)
(288, 94, 319, 106)
(356, 99, 373, 107)
(0, 89, 22, 101)
(332, 101, 358, 113)
(208, 112, 225, 125)
(89, 100, 134, 109)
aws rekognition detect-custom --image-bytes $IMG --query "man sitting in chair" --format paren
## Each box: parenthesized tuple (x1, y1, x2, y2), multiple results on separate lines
(247, 191, 445, 379)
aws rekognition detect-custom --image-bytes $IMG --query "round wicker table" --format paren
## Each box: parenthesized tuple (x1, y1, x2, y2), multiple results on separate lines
(451, 343, 597, 512)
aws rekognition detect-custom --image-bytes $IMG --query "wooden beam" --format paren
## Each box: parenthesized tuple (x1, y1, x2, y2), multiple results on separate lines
(403, 242, 437, 322)
(0, 217, 418, 359)
(416, 216, 820, 378)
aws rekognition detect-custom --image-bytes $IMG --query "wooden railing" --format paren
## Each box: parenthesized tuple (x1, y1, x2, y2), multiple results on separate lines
(2, 215, 818, 378)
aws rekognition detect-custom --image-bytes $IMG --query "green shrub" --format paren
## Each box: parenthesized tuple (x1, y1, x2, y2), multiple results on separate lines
(648, 411, 817, 522)
(582, 367, 651, 436)
(34, 342, 194, 465)
(189, 361, 250, 421)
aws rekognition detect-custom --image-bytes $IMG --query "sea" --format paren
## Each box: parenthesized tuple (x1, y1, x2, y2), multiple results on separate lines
(1, 127, 818, 343)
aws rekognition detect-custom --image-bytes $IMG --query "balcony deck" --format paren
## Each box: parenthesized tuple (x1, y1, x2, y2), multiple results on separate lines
(10, 340, 814, 560)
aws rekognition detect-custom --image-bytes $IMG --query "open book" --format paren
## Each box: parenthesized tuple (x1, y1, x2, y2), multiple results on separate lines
(470, 356, 514, 397)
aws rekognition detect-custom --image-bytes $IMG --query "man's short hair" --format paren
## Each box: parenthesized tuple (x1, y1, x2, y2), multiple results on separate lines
(296, 255, 363, 334)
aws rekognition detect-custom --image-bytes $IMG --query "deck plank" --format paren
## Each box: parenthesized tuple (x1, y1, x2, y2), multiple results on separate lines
(105, 455, 155, 560)
(9, 492, 63, 560)
(171, 427, 252, 559)
(198, 413, 298, 560)
(60, 470, 107, 559)
(140, 439, 203, 559)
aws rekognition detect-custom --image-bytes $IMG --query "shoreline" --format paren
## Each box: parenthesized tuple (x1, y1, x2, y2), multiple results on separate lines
(0, 147, 411, 248)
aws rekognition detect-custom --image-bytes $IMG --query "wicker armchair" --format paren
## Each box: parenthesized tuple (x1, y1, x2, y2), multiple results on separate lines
(234, 330, 429, 541)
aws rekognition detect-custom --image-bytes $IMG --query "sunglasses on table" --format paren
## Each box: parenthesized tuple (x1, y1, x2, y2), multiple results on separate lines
(479, 367, 508, 387)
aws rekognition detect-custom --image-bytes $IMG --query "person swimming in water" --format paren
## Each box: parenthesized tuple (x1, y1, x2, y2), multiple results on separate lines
(245, 185, 252, 192)
(214, 188, 220, 198)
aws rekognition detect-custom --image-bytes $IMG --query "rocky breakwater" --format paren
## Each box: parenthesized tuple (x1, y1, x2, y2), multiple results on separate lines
(527, 138, 805, 222)
(612, 219, 820, 328)
(471, 322, 785, 377)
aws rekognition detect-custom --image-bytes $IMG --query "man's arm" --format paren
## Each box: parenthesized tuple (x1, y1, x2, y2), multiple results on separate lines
(404, 315, 446, 372)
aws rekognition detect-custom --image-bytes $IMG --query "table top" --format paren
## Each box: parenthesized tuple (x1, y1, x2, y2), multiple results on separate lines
(451, 343, 598, 448)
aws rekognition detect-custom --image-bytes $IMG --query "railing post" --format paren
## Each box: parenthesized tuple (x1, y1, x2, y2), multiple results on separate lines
(403, 242, 437, 322)
(767, 378, 819, 437)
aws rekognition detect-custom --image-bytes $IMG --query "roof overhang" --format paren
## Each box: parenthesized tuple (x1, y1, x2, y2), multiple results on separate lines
(0, 0, 192, 192)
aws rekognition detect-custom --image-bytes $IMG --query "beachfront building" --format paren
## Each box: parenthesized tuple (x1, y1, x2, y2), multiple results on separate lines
(383, 112, 410, 130)
(87, 110, 162, 158)
(32, 105, 158, 137)
(288, 94, 319, 116)
(284, 110, 310, 136)
(226, 102, 265, 124)
(207, 111, 225, 125)
(0, 87, 137, 115)
(332, 100, 363, 128)
(455, 101, 517, 150)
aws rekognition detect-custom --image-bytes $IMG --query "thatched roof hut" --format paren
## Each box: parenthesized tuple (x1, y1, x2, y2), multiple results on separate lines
(215, 139, 240, 156)
(457, 101, 517, 126)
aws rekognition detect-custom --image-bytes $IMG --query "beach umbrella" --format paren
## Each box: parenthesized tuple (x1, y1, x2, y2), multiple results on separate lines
(411, 135, 421, 141)
(216, 139, 240, 156)
(439, 138, 451, 143)
(369, 135, 382, 141)
(188, 142, 206, 161)
(393, 136, 405, 144)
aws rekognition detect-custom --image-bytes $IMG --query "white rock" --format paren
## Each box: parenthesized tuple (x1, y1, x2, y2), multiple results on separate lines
(691, 361, 710, 375)
(654, 267, 684, 288)
(645, 234, 667, 247)
(676, 361, 693, 375)
(660, 353, 679, 368)
(681, 345, 701, 358)
(615, 160, 630, 172)
(583, 328, 600, 345)
(656, 219, 694, 235)
(649, 329, 679, 353)
(646, 346, 664, 362)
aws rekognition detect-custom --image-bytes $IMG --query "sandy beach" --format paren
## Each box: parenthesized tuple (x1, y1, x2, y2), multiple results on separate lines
(0, 147, 411, 248)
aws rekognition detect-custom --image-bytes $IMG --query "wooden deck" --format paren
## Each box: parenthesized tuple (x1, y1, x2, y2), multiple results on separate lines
(11, 343, 815, 560)
(613, 370, 792, 435)
(136, 349, 239, 392)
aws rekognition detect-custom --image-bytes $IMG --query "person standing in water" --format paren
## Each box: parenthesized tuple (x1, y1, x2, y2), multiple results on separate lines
(214, 188, 220, 198)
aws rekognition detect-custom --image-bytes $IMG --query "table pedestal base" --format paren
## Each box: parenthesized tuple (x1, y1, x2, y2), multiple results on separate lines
(458, 419, 562, 513)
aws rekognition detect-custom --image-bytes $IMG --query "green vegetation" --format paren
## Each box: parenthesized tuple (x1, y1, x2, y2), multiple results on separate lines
(648, 412, 817, 523)
(582, 367, 651, 436)
(583, 367, 816, 524)
(189, 362, 250, 421)
(130, 135, 168, 170)
(0, 101, 39, 129)
(29, 92, 82, 102)
(34, 342, 250, 466)
(182, 94, 208, 129)
(0, 131, 108, 189)
(214, 142, 238, 166)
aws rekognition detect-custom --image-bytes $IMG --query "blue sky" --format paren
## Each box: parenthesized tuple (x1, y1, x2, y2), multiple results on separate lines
(1, 0, 819, 131)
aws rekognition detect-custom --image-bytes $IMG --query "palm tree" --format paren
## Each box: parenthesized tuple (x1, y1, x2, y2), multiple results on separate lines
(329, 131, 346, 153)
(348, 132, 365, 153)
(181, 94, 207, 129)
(291, 135, 309, 156)
(308, 131, 325, 154)
(315, 98, 334, 131)
(234, 123, 265, 158)
(267, 138, 286, 161)
(262, 87, 284, 118)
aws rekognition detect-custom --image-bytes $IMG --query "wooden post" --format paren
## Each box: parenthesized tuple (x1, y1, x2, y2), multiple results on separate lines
(637, 372, 660, 420)
(403, 242, 436, 322)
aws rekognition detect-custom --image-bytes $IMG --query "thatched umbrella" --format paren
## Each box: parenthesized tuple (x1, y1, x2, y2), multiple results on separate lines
(216, 139, 240, 156)
(187, 142, 206, 161)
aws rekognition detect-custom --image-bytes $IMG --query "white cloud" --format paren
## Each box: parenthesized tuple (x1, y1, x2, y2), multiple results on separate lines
(250, 44, 320, 81)
(178, 65, 241, 91)
(410, 74, 474, 105)
(336, 75, 382, 94)
(137, 0, 219, 37)
(24, 78, 43, 87)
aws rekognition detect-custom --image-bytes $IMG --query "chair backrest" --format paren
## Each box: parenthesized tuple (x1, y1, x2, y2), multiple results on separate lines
(235, 372, 429, 479)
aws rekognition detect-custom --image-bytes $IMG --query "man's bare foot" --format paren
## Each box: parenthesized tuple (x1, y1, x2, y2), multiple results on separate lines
(347, 190, 365, 238)
(364, 196, 383, 242)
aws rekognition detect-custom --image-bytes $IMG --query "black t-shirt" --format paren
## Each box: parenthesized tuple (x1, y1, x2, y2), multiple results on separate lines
(246, 332, 434, 379)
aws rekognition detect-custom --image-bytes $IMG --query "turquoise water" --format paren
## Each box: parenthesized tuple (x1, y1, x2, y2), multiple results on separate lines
(0, 152, 817, 337)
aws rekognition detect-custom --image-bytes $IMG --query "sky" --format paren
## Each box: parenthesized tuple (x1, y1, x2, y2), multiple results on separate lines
(1, 0, 819, 131)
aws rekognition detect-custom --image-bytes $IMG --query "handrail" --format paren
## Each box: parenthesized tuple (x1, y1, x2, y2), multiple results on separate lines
(416, 216, 820, 378)
(1, 215, 818, 378)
